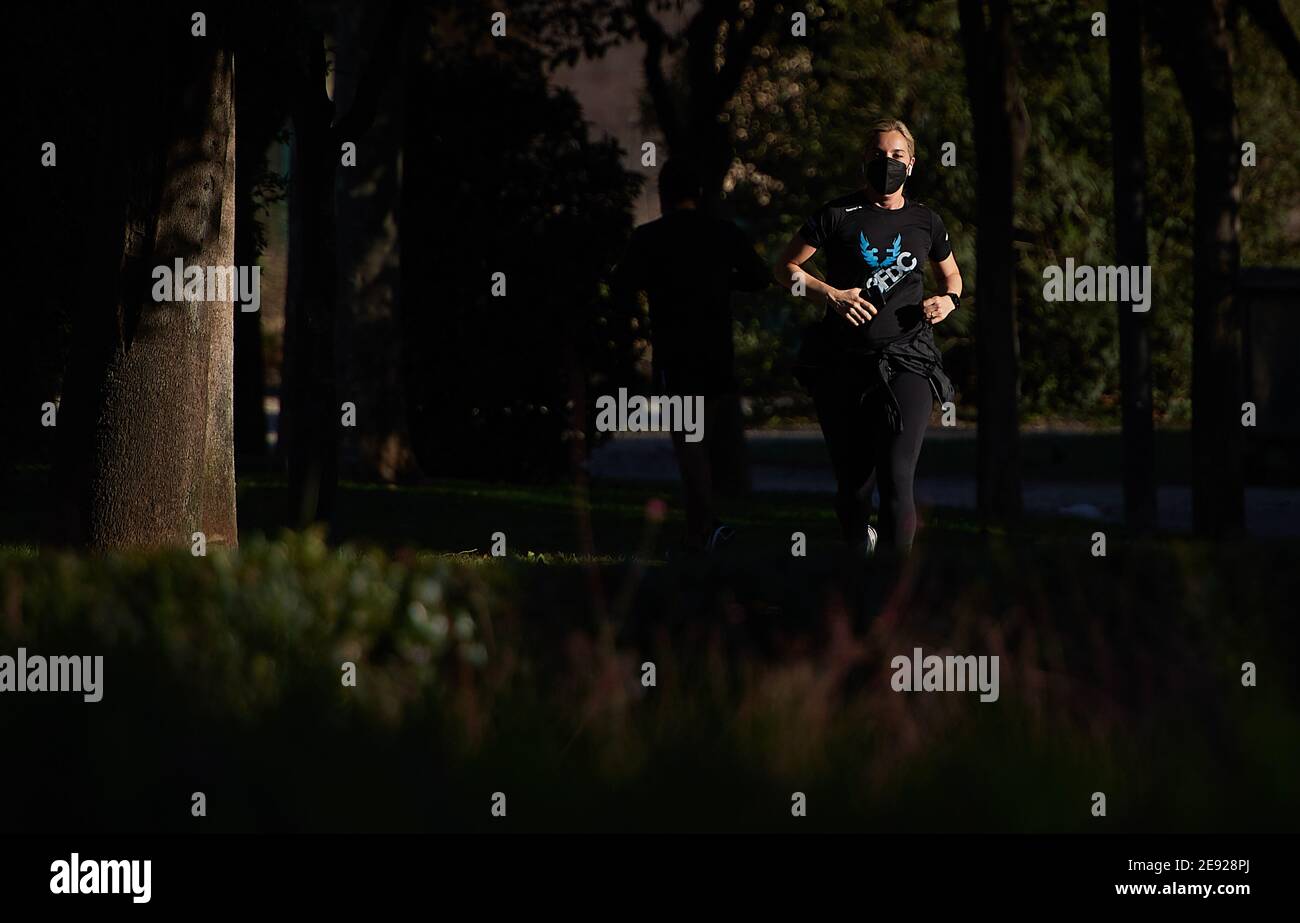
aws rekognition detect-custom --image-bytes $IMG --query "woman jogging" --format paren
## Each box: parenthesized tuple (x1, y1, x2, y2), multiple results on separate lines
(775, 119, 963, 559)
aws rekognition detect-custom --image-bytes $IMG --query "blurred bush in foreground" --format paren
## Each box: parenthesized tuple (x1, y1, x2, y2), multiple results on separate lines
(1, 529, 1296, 832)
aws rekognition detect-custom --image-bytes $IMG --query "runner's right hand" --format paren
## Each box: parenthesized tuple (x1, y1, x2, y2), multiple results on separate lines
(827, 287, 876, 326)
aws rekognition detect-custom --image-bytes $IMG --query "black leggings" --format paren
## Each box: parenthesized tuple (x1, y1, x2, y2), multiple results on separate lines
(813, 371, 933, 552)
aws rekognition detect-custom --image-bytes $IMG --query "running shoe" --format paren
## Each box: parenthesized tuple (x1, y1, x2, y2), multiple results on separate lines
(863, 523, 878, 559)
(704, 521, 737, 552)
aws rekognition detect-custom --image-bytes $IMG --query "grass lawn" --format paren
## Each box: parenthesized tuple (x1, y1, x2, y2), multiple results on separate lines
(0, 460, 1083, 558)
(236, 474, 1015, 558)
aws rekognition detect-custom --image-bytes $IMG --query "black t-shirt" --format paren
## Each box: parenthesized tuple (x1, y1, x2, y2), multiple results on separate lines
(798, 191, 952, 345)
(611, 210, 771, 393)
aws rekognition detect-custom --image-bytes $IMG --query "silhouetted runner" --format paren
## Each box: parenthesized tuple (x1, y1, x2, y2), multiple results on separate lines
(611, 160, 772, 552)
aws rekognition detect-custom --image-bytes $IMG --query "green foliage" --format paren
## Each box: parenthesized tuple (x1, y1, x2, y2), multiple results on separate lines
(2, 530, 493, 723)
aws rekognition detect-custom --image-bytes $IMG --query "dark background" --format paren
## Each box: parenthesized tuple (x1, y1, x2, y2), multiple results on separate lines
(1, 0, 1298, 834)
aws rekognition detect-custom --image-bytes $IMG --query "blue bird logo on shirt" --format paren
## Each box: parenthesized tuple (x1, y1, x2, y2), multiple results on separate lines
(860, 232, 902, 270)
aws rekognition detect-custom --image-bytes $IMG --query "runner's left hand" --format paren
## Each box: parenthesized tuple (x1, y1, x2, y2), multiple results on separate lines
(923, 294, 957, 325)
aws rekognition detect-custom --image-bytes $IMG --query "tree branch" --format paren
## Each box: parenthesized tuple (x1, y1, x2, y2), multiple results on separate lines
(713, 0, 779, 109)
(631, 0, 681, 150)
(683, 0, 734, 110)
(1242, 0, 1300, 85)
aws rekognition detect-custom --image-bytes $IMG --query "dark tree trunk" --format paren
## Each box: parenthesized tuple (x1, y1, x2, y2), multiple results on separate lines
(284, 25, 340, 527)
(1109, 0, 1157, 531)
(232, 68, 274, 470)
(1161, 0, 1246, 536)
(233, 221, 268, 466)
(58, 24, 237, 549)
(282, 4, 408, 525)
(333, 3, 419, 483)
(959, 0, 1026, 521)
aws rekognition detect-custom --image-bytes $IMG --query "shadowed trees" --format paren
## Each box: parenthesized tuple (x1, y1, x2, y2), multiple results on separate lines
(16, 0, 1298, 551)
(283, 16, 341, 527)
(232, 27, 291, 470)
(1152, 0, 1246, 536)
(282, 1, 407, 526)
(402, 13, 641, 480)
(1109, 0, 1157, 531)
(519, 0, 782, 495)
(333, 3, 418, 484)
(959, 0, 1027, 522)
(1152, 0, 1300, 536)
(627, 0, 779, 496)
(624, 0, 779, 212)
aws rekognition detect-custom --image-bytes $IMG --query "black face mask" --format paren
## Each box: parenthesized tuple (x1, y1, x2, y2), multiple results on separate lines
(864, 157, 909, 195)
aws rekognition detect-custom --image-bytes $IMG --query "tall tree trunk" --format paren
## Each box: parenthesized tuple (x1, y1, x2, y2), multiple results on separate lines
(283, 5, 406, 524)
(1109, 0, 1157, 531)
(285, 26, 340, 527)
(203, 80, 239, 547)
(959, 0, 1026, 521)
(232, 64, 276, 470)
(1161, 0, 1245, 536)
(233, 202, 268, 467)
(334, 3, 419, 483)
(59, 40, 237, 549)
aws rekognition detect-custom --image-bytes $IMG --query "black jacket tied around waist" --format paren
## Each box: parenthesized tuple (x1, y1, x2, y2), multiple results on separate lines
(794, 317, 954, 435)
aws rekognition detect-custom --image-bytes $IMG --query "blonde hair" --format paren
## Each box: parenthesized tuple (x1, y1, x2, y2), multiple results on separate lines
(865, 118, 916, 159)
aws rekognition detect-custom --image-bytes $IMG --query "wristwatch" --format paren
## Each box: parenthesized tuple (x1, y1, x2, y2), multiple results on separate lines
(943, 292, 961, 310)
